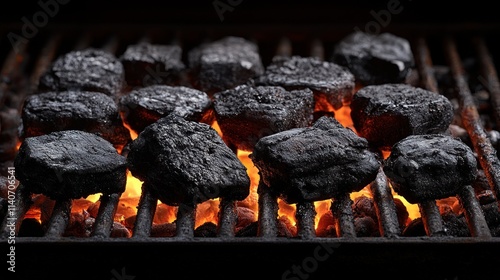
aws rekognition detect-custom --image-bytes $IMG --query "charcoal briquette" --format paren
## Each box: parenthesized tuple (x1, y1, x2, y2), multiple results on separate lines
(213, 85, 314, 151)
(119, 42, 185, 87)
(331, 31, 415, 85)
(383, 134, 478, 204)
(21, 90, 131, 148)
(127, 115, 250, 206)
(187, 36, 264, 94)
(119, 85, 213, 134)
(350, 83, 454, 150)
(38, 48, 125, 97)
(255, 55, 355, 110)
(250, 116, 380, 204)
(14, 130, 128, 200)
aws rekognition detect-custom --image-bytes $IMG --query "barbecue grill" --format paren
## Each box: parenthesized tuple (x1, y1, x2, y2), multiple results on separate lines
(2, 2, 500, 279)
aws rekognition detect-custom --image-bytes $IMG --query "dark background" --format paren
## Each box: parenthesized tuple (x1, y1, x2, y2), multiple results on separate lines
(1, 0, 499, 27)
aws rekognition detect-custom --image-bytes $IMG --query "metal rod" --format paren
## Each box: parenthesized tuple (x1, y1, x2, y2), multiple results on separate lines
(44, 198, 72, 238)
(257, 182, 278, 238)
(473, 36, 500, 129)
(0, 184, 32, 238)
(175, 203, 196, 238)
(331, 193, 356, 238)
(27, 33, 62, 96)
(91, 193, 120, 238)
(295, 201, 316, 239)
(444, 36, 500, 206)
(418, 200, 446, 237)
(132, 185, 157, 238)
(369, 168, 401, 237)
(310, 38, 324, 60)
(276, 37, 292, 57)
(217, 198, 237, 237)
(101, 35, 120, 54)
(0, 38, 28, 106)
(414, 36, 439, 93)
(458, 185, 491, 238)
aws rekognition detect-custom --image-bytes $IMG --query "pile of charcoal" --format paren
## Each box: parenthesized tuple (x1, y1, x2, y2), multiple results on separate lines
(6, 30, 500, 238)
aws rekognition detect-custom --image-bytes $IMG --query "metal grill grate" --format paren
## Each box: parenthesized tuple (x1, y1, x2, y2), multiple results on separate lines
(1, 25, 500, 279)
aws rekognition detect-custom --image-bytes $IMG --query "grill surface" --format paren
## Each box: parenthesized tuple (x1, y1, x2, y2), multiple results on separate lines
(2, 11, 500, 280)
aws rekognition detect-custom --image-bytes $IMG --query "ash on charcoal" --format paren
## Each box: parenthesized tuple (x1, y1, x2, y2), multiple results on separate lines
(194, 222, 218, 237)
(38, 48, 125, 97)
(127, 115, 250, 206)
(151, 222, 176, 237)
(14, 130, 127, 200)
(383, 134, 478, 204)
(403, 210, 470, 237)
(187, 36, 264, 94)
(255, 55, 355, 111)
(213, 85, 314, 151)
(120, 42, 185, 87)
(119, 85, 213, 134)
(250, 116, 380, 204)
(331, 31, 414, 85)
(235, 220, 258, 237)
(63, 211, 94, 237)
(20, 90, 131, 148)
(354, 216, 379, 237)
(350, 83, 454, 150)
(441, 209, 470, 237)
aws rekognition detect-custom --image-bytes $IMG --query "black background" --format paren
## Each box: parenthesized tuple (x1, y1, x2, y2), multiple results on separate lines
(1, 0, 499, 26)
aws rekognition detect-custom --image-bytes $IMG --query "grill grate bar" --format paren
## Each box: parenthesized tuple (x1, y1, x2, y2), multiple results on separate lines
(27, 33, 62, 96)
(175, 203, 196, 238)
(257, 182, 279, 237)
(444, 36, 500, 208)
(0, 184, 32, 238)
(474, 36, 500, 130)
(369, 168, 401, 237)
(418, 200, 446, 237)
(44, 198, 71, 238)
(132, 187, 156, 238)
(458, 185, 491, 237)
(91, 193, 121, 238)
(217, 198, 238, 237)
(331, 193, 356, 237)
(295, 201, 316, 239)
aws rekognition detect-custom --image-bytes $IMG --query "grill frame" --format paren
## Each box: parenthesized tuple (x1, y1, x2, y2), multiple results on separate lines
(2, 22, 500, 279)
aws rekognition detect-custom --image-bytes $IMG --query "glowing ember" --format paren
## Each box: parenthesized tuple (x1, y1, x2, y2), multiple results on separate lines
(333, 104, 356, 132)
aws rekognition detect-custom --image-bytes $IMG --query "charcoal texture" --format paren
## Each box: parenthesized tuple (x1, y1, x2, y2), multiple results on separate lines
(21, 90, 131, 148)
(255, 55, 355, 110)
(127, 115, 250, 206)
(250, 116, 380, 204)
(119, 85, 213, 134)
(332, 31, 415, 85)
(14, 130, 127, 200)
(383, 134, 478, 204)
(188, 36, 264, 94)
(213, 85, 314, 151)
(119, 42, 185, 87)
(39, 48, 125, 97)
(350, 83, 454, 150)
